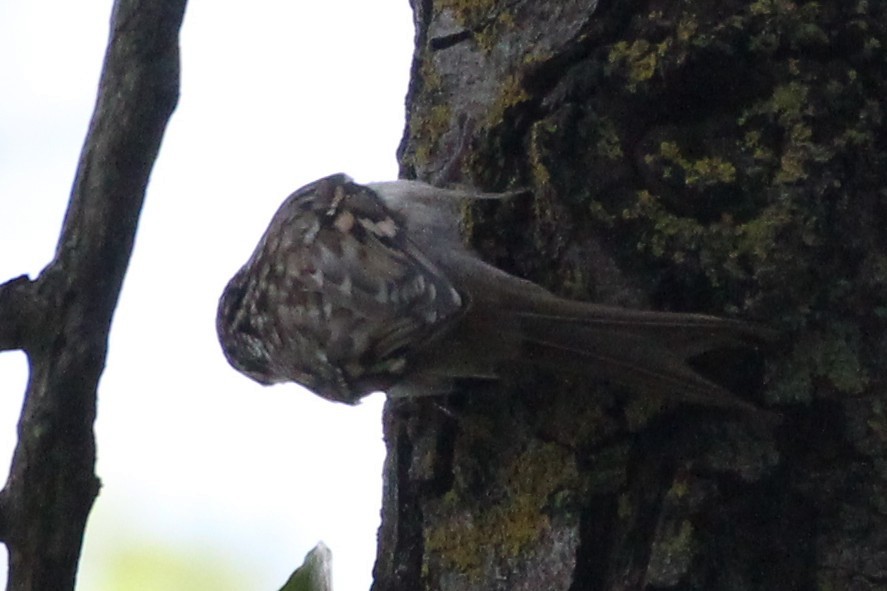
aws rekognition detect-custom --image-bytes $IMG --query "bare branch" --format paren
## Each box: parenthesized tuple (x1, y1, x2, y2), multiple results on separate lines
(0, 276, 37, 352)
(0, 0, 186, 588)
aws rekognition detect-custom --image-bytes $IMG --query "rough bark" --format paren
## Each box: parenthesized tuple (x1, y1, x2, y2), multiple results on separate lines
(374, 0, 887, 589)
(0, 1, 185, 588)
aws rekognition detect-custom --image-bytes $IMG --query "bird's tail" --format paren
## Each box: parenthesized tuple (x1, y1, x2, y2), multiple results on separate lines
(506, 294, 776, 414)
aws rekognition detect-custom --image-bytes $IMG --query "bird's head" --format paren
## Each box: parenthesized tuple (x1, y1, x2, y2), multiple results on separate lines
(216, 266, 365, 404)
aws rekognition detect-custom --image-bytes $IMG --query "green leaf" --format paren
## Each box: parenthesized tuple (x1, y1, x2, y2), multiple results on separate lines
(278, 542, 332, 591)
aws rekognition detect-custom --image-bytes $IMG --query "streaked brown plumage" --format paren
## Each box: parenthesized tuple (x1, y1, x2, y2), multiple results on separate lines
(217, 173, 772, 412)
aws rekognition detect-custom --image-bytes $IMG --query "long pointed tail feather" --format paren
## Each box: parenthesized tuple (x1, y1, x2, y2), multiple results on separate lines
(514, 298, 775, 414)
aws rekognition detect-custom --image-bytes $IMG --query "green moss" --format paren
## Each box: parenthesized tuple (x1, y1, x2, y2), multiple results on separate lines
(437, 0, 518, 53)
(748, 0, 775, 16)
(622, 190, 709, 263)
(738, 203, 794, 262)
(593, 119, 624, 161)
(748, 0, 829, 51)
(438, 0, 497, 29)
(676, 16, 698, 43)
(603, 8, 717, 94)
(649, 141, 737, 188)
(404, 57, 453, 170)
(423, 442, 578, 580)
(458, 197, 478, 243)
(475, 10, 517, 53)
(738, 78, 844, 185)
(607, 40, 659, 91)
(742, 129, 774, 162)
(528, 119, 554, 188)
(688, 158, 737, 185)
(771, 81, 809, 120)
(412, 103, 453, 169)
(768, 324, 869, 403)
(418, 55, 444, 96)
(487, 73, 530, 126)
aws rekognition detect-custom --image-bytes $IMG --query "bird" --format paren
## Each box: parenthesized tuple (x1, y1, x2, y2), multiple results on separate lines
(217, 173, 773, 413)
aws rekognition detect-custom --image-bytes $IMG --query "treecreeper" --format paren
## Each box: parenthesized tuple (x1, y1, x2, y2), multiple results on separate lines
(217, 173, 773, 415)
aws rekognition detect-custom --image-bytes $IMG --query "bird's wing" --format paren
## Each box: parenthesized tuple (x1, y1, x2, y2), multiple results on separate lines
(264, 174, 464, 393)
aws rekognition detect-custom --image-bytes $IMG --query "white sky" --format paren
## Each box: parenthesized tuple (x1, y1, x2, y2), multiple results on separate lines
(0, 1, 414, 589)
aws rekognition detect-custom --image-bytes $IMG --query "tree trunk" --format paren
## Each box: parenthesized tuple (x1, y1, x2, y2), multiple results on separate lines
(373, 1, 887, 589)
